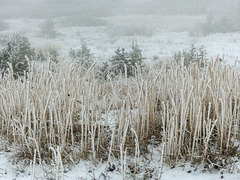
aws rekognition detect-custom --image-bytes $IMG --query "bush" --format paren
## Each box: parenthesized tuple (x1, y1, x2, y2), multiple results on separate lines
(0, 34, 35, 78)
(40, 18, 58, 39)
(108, 47, 129, 76)
(129, 41, 145, 66)
(174, 44, 207, 67)
(34, 47, 59, 63)
(69, 43, 94, 69)
(101, 41, 145, 78)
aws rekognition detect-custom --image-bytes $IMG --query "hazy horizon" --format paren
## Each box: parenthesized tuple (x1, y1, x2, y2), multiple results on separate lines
(0, 0, 239, 19)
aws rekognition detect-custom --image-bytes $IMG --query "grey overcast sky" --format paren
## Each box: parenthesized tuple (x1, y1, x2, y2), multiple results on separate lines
(0, 0, 239, 19)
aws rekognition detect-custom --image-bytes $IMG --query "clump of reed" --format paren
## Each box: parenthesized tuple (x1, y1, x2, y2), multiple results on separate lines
(0, 59, 239, 175)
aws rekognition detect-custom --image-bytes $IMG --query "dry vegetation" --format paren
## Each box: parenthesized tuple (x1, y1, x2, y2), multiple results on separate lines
(0, 59, 240, 177)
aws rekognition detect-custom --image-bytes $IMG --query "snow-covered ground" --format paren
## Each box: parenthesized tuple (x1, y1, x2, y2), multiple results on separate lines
(0, 151, 239, 179)
(1, 15, 240, 66)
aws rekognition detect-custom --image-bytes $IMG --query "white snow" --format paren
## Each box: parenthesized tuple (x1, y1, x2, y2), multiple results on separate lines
(0, 152, 239, 179)
(161, 167, 240, 180)
(1, 16, 240, 66)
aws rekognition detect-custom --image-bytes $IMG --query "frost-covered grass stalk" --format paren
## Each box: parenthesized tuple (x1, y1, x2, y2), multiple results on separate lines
(0, 59, 239, 173)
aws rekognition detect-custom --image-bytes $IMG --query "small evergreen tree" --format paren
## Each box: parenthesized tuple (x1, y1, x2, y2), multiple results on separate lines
(103, 41, 145, 78)
(128, 41, 145, 75)
(109, 47, 129, 76)
(174, 44, 207, 67)
(97, 61, 109, 80)
(47, 47, 59, 63)
(0, 34, 34, 78)
(69, 43, 93, 69)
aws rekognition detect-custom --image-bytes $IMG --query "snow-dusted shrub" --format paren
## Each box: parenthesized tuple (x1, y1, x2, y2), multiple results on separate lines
(101, 41, 145, 79)
(69, 43, 94, 69)
(34, 47, 59, 63)
(0, 33, 34, 78)
(108, 47, 129, 77)
(174, 44, 207, 67)
(129, 41, 145, 66)
(40, 18, 58, 39)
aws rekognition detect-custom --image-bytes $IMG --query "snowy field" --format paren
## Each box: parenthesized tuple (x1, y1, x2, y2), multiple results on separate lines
(1, 14, 240, 179)
(1, 15, 240, 66)
(0, 150, 239, 179)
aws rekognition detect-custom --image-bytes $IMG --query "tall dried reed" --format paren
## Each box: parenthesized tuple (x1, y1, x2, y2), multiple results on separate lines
(0, 59, 239, 170)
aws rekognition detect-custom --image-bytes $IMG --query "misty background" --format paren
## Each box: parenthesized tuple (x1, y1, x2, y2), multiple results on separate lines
(0, 0, 239, 19)
(1, 0, 240, 66)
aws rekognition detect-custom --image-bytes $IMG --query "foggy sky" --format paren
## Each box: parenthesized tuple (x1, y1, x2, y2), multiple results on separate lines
(0, 0, 239, 19)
